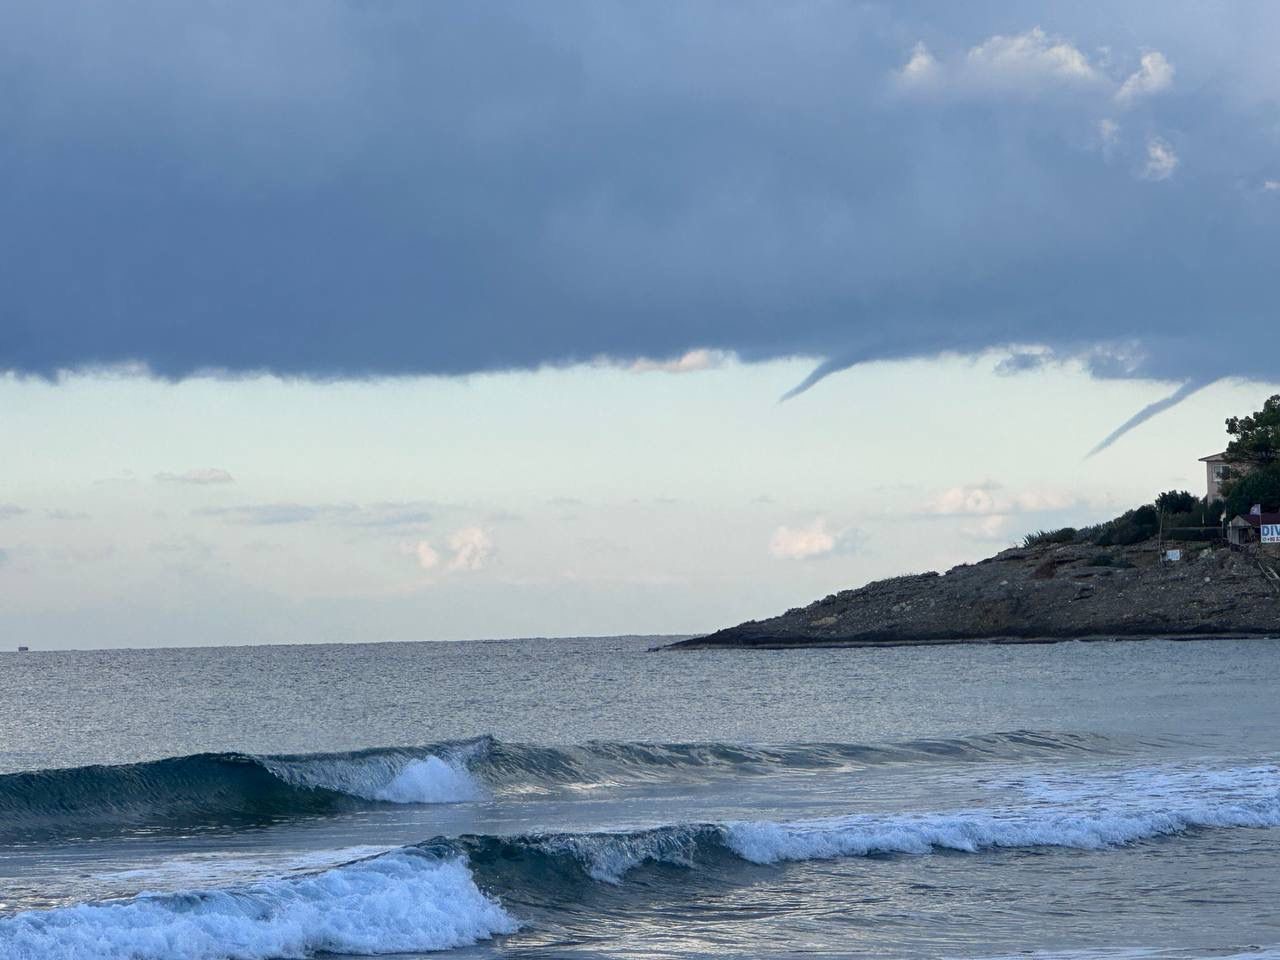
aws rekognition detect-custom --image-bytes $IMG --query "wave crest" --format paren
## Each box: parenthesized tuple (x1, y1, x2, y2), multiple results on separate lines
(261, 751, 484, 805)
(0, 849, 516, 960)
(461, 762, 1280, 885)
(0, 748, 484, 842)
(5, 761, 1280, 958)
(0, 730, 1130, 842)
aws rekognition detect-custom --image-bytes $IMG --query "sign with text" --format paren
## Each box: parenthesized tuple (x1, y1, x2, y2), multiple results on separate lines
(1264, 524, 1280, 544)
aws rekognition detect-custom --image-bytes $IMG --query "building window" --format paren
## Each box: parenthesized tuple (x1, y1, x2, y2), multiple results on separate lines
(1213, 465, 1229, 482)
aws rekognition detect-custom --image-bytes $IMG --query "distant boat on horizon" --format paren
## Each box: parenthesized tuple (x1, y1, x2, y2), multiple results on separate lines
(16, 646, 28, 652)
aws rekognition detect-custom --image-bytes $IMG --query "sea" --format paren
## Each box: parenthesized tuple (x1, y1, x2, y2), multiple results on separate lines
(2, 636, 1279, 960)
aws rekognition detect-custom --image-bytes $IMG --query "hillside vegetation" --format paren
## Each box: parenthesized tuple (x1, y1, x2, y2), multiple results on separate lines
(1023, 490, 1223, 549)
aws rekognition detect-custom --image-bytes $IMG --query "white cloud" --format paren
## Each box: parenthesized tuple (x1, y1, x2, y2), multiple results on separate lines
(1115, 51, 1174, 106)
(927, 485, 1001, 515)
(965, 27, 1098, 87)
(405, 540, 440, 570)
(447, 527, 494, 571)
(1142, 136, 1179, 181)
(156, 467, 235, 485)
(769, 521, 834, 560)
(899, 28, 1102, 98)
(768, 519, 858, 561)
(897, 29, 1173, 109)
(962, 514, 1013, 541)
(604, 348, 737, 373)
(896, 42, 940, 87)
(401, 529, 493, 573)
(925, 483, 1078, 516)
(1263, 180, 1280, 192)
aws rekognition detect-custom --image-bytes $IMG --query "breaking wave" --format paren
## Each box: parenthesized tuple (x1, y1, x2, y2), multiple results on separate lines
(0, 730, 1127, 842)
(261, 750, 485, 805)
(461, 762, 1280, 885)
(0, 746, 486, 842)
(0, 848, 517, 960)
(4, 761, 1279, 958)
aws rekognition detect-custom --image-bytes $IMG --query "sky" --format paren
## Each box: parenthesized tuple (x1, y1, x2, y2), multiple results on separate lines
(1, 2, 1277, 648)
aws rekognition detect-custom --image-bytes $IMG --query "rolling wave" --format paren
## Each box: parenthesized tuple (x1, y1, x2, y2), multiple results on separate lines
(473, 729, 1120, 789)
(0, 747, 485, 842)
(0, 730, 1124, 842)
(463, 761, 1280, 885)
(0, 848, 517, 960)
(5, 760, 1279, 959)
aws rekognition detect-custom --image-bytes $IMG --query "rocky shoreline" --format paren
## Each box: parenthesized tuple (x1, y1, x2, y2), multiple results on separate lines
(663, 542, 1280, 651)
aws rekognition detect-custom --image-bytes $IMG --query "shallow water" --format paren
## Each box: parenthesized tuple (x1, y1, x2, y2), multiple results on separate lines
(2, 636, 1279, 959)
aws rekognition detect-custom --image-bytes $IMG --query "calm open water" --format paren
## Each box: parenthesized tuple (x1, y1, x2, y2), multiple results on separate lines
(2, 636, 1279, 959)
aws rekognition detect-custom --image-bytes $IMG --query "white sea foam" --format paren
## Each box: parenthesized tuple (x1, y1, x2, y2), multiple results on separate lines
(724, 763, 1280, 865)
(516, 763, 1280, 885)
(261, 753, 485, 805)
(370, 757, 484, 804)
(0, 850, 517, 960)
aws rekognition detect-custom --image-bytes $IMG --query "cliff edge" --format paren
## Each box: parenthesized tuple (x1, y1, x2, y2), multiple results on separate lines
(664, 543, 1280, 650)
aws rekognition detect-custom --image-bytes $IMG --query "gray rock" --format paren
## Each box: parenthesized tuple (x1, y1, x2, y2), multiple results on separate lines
(664, 543, 1280, 650)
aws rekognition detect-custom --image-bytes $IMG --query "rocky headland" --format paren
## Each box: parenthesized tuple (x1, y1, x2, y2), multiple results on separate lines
(664, 542, 1280, 650)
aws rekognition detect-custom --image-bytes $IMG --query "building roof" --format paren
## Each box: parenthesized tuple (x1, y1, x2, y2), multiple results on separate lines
(1231, 513, 1280, 527)
(1199, 451, 1229, 462)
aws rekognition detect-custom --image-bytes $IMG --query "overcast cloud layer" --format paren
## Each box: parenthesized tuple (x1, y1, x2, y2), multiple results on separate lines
(2, 1, 1277, 393)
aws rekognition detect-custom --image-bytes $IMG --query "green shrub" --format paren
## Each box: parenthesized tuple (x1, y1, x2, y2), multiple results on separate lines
(1023, 527, 1077, 548)
(1022, 487, 1226, 553)
(1073, 522, 1107, 543)
(1155, 490, 1199, 514)
(1089, 507, 1159, 546)
(1223, 463, 1280, 518)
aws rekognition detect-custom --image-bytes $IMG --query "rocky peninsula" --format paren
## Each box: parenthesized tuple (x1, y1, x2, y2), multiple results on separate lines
(664, 542, 1280, 650)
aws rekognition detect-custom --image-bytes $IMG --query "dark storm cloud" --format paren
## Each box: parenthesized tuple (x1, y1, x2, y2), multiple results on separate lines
(1, 2, 1277, 414)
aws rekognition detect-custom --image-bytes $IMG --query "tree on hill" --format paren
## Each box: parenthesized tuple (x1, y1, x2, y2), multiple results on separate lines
(1221, 394, 1280, 514)
(1155, 490, 1198, 515)
(1225, 394, 1280, 464)
(1021, 399, 1280, 547)
(1223, 465, 1280, 516)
